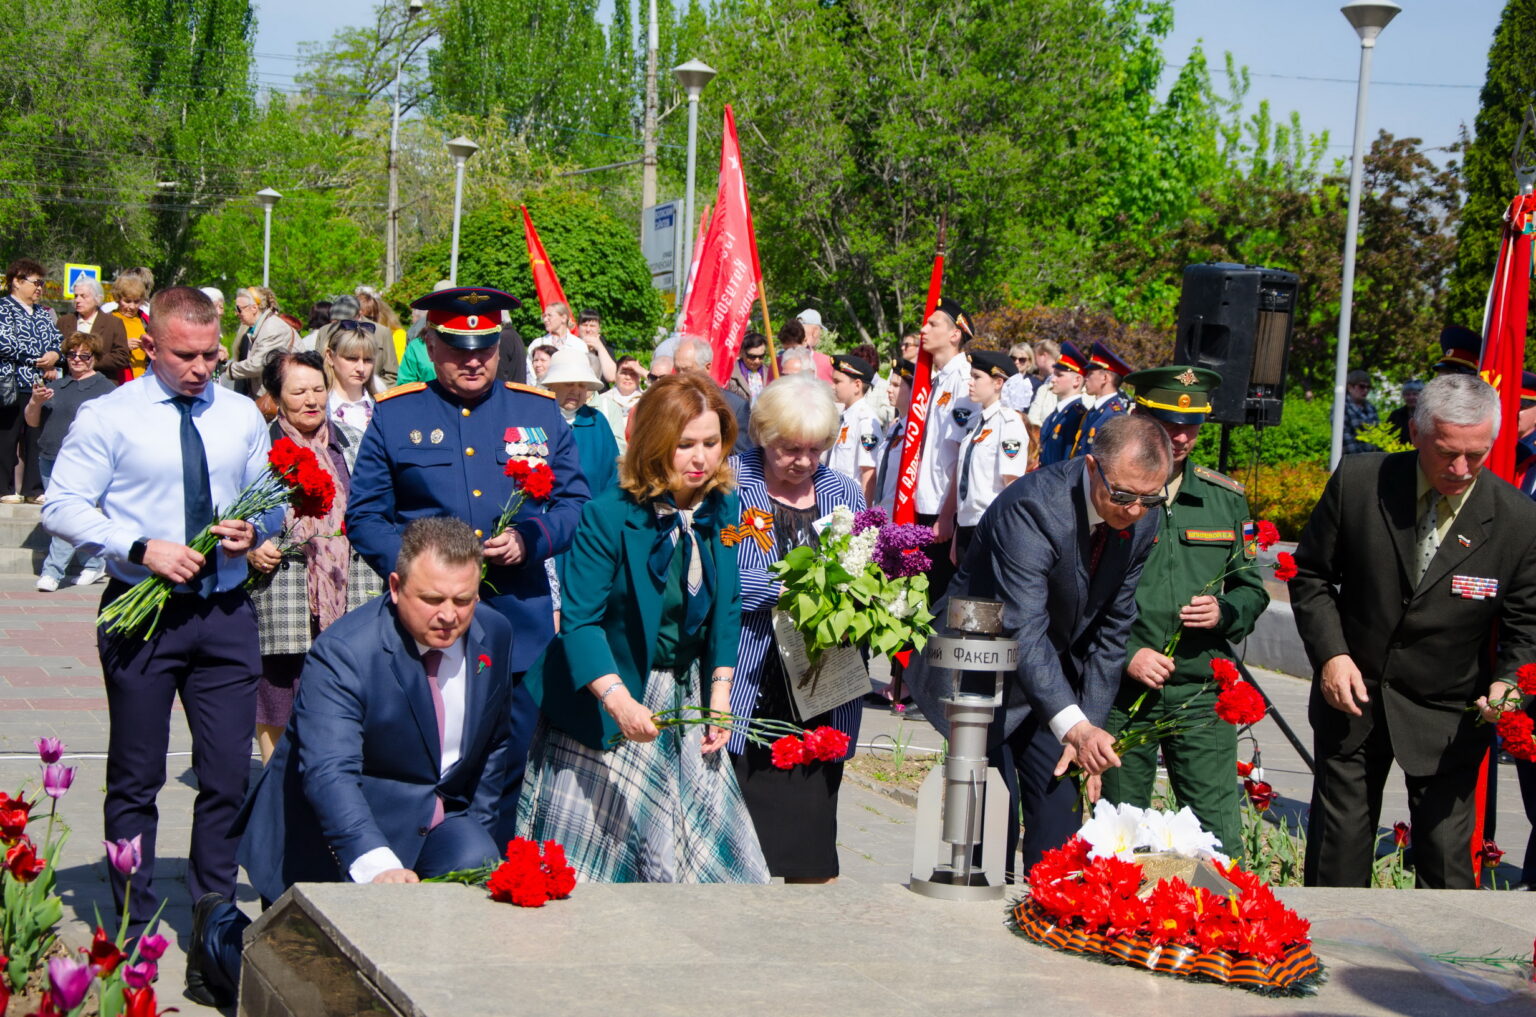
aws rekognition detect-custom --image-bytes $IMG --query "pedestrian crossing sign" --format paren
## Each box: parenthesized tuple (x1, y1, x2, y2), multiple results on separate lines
(64, 264, 100, 298)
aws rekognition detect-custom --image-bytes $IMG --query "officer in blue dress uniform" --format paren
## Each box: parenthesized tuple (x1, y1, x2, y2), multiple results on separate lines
(1074, 341, 1133, 458)
(1433, 325, 1483, 376)
(1036, 341, 1090, 466)
(346, 286, 591, 839)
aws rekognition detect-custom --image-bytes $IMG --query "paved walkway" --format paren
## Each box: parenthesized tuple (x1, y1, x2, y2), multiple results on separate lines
(1, 577, 1529, 1015)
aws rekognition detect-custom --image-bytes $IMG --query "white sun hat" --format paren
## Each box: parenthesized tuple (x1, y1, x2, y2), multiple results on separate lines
(541, 346, 602, 390)
(797, 308, 823, 327)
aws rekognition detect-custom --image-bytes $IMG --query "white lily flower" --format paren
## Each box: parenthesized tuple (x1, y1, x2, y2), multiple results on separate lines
(1163, 806, 1223, 860)
(1079, 799, 1145, 861)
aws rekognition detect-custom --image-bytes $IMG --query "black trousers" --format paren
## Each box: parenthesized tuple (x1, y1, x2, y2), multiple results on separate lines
(0, 400, 42, 497)
(1304, 709, 1482, 889)
(992, 713, 1083, 882)
(98, 582, 260, 928)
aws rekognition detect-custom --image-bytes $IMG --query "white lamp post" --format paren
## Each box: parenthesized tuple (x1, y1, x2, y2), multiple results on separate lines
(386, 0, 425, 287)
(255, 188, 282, 289)
(1329, 0, 1401, 469)
(445, 136, 479, 286)
(673, 59, 716, 299)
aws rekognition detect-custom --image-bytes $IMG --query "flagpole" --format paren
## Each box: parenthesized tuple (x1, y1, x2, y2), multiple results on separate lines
(759, 281, 780, 379)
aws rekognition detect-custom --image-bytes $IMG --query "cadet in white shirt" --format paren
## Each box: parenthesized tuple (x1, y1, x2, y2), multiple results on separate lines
(823, 353, 880, 500)
(914, 297, 979, 601)
(873, 359, 914, 513)
(948, 350, 1029, 563)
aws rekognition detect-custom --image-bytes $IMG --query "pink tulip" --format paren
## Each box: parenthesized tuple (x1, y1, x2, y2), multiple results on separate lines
(35, 736, 64, 764)
(136, 932, 169, 962)
(47, 956, 93, 1010)
(42, 763, 75, 799)
(103, 834, 142, 875)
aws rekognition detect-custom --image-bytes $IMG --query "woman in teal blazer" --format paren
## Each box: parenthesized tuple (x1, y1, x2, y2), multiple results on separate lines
(518, 374, 768, 883)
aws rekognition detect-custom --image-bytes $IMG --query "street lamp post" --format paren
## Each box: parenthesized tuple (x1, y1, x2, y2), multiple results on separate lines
(386, 0, 425, 288)
(255, 188, 282, 289)
(673, 59, 716, 301)
(445, 136, 479, 286)
(1330, 0, 1401, 470)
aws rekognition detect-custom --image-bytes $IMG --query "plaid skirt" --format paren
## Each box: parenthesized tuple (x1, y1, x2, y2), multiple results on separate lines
(515, 663, 769, 884)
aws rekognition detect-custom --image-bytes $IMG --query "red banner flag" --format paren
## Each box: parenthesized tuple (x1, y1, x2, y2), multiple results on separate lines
(1480, 192, 1535, 483)
(892, 228, 946, 525)
(521, 205, 568, 311)
(679, 105, 762, 388)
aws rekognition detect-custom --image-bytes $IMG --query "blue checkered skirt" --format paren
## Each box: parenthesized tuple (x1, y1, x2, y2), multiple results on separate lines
(515, 662, 769, 884)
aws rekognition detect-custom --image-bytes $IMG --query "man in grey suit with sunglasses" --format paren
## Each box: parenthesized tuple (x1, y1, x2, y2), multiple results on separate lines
(910, 414, 1172, 877)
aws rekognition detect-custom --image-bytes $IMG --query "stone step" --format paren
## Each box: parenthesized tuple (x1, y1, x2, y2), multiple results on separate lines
(0, 547, 41, 572)
(0, 517, 48, 548)
(0, 502, 42, 520)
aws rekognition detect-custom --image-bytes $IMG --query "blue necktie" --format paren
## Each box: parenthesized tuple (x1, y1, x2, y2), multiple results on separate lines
(173, 396, 216, 596)
(958, 415, 985, 503)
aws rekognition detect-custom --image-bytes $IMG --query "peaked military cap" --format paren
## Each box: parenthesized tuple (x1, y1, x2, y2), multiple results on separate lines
(1055, 341, 1089, 375)
(1125, 364, 1223, 424)
(933, 297, 975, 341)
(1434, 325, 1482, 375)
(1087, 341, 1133, 377)
(1523, 370, 1536, 407)
(411, 286, 523, 350)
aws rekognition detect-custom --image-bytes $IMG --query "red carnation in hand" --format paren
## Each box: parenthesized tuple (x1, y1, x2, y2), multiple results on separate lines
(504, 458, 532, 481)
(1392, 821, 1410, 848)
(1497, 710, 1536, 762)
(1516, 663, 1536, 697)
(522, 463, 555, 501)
(1255, 520, 1280, 551)
(1214, 680, 1266, 726)
(1272, 551, 1298, 582)
(802, 726, 850, 762)
(1210, 657, 1242, 690)
(267, 437, 307, 476)
(770, 735, 806, 769)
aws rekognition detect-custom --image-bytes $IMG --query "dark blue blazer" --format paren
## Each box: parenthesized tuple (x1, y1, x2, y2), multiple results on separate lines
(235, 595, 514, 902)
(1038, 396, 1088, 465)
(345, 380, 591, 672)
(906, 457, 1159, 744)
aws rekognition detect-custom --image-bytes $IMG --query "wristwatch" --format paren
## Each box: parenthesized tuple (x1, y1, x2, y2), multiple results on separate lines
(128, 538, 149, 565)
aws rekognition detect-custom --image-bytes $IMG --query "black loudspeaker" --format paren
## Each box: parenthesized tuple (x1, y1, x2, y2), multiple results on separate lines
(1173, 263, 1299, 428)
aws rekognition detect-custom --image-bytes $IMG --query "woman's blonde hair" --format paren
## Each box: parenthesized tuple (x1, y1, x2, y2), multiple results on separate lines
(240, 286, 278, 312)
(749, 374, 840, 451)
(325, 329, 377, 389)
(619, 374, 736, 502)
(111, 272, 147, 303)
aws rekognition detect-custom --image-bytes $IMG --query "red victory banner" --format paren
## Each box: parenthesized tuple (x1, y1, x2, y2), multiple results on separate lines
(679, 104, 763, 388)
(521, 205, 568, 311)
(892, 220, 946, 525)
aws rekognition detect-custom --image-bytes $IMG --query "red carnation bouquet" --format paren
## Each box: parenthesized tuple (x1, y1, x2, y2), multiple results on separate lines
(427, 837, 577, 907)
(1478, 663, 1536, 763)
(99, 436, 336, 638)
(605, 705, 851, 769)
(483, 458, 556, 585)
(1112, 657, 1268, 761)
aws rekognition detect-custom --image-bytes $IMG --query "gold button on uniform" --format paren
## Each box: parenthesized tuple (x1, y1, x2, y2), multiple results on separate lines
(461, 408, 471, 417)
(473, 489, 482, 497)
(465, 447, 475, 456)
(474, 529, 484, 537)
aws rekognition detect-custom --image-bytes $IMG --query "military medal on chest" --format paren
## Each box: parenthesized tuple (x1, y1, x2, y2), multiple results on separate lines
(504, 426, 550, 462)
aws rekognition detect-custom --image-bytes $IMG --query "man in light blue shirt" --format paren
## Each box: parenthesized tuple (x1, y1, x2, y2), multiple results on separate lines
(42, 286, 279, 961)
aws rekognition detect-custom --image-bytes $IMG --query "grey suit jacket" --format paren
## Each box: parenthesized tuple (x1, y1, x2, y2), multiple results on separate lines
(907, 457, 1160, 744)
(1290, 451, 1536, 776)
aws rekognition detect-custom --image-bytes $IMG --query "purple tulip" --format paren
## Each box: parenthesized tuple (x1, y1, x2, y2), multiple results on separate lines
(103, 834, 142, 875)
(136, 932, 169, 962)
(35, 736, 64, 764)
(41, 762, 76, 799)
(47, 956, 93, 1011)
(122, 960, 157, 988)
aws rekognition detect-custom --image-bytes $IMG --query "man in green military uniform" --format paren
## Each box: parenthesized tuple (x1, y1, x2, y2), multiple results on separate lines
(1100, 365, 1270, 859)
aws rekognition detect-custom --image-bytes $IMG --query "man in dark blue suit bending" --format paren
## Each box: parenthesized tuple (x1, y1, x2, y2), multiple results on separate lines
(909, 414, 1171, 878)
(187, 517, 514, 1006)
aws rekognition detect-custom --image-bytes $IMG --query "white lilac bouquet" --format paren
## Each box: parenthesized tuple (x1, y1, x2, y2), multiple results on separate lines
(770, 505, 936, 665)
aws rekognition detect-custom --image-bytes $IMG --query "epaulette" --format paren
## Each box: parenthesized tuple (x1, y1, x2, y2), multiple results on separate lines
(376, 382, 427, 402)
(505, 381, 555, 399)
(1193, 465, 1245, 495)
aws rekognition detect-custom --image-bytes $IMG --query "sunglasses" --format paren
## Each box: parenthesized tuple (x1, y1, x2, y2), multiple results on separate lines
(65, 351, 95, 361)
(1012, 356, 1030, 364)
(742, 351, 766, 361)
(1092, 457, 1166, 508)
(17, 277, 42, 286)
(337, 319, 377, 333)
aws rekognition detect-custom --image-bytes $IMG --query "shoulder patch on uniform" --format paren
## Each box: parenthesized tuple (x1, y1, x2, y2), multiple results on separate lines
(505, 381, 556, 399)
(376, 382, 426, 402)
(1193, 465, 1246, 494)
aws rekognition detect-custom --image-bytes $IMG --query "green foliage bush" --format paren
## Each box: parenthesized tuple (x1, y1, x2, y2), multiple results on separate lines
(388, 190, 665, 349)
(1188, 394, 1334, 470)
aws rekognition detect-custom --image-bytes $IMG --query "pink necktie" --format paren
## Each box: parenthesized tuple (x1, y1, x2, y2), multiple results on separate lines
(421, 649, 446, 829)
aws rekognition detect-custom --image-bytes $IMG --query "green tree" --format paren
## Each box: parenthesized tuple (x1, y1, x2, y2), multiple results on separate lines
(391, 191, 665, 347)
(1447, 0, 1536, 333)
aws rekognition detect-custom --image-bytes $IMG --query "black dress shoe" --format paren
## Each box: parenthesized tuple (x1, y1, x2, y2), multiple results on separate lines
(185, 892, 236, 1008)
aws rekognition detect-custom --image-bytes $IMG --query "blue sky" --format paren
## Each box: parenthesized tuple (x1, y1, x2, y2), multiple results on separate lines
(252, 0, 1504, 171)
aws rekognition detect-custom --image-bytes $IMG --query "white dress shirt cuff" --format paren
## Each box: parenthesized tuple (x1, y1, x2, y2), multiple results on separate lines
(348, 846, 405, 884)
(1048, 705, 1089, 744)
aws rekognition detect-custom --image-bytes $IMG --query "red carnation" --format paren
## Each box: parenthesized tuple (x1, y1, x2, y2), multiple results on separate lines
(1272, 551, 1298, 582)
(1243, 778, 1277, 812)
(1497, 710, 1536, 762)
(1211, 657, 1242, 690)
(1516, 663, 1536, 697)
(1392, 821, 1410, 848)
(802, 726, 850, 762)
(487, 858, 549, 907)
(541, 840, 576, 899)
(522, 463, 555, 501)
(1215, 680, 1266, 726)
(267, 437, 306, 476)
(4, 837, 45, 882)
(1235, 759, 1254, 777)
(478, 654, 491, 671)
(1255, 520, 1280, 551)
(770, 735, 806, 769)
(504, 458, 532, 481)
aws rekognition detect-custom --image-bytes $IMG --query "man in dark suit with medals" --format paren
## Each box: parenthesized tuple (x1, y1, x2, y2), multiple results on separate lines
(1291, 373, 1536, 888)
